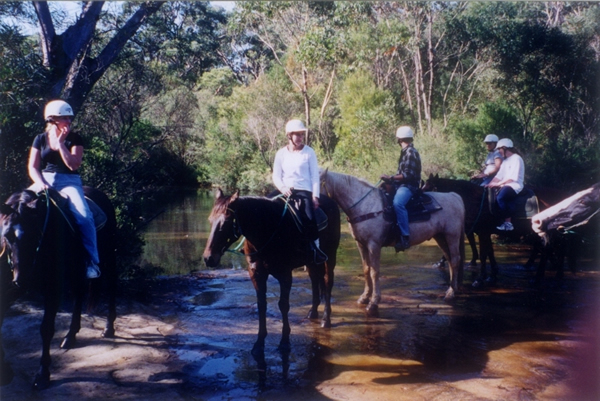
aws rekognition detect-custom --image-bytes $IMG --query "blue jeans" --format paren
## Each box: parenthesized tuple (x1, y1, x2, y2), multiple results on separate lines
(496, 186, 518, 219)
(393, 186, 415, 237)
(41, 172, 99, 265)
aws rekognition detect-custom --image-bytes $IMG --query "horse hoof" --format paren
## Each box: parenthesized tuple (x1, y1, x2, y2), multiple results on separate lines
(60, 335, 76, 349)
(307, 309, 319, 320)
(102, 327, 116, 338)
(321, 319, 331, 329)
(357, 296, 370, 305)
(444, 288, 456, 301)
(472, 279, 484, 288)
(366, 303, 379, 317)
(33, 372, 50, 390)
(433, 261, 446, 270)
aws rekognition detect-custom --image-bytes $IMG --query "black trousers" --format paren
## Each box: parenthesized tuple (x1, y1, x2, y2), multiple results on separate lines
(290, 190, 319, 241)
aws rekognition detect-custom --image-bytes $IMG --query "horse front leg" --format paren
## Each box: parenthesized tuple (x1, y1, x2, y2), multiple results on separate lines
(248, 261, 268, 358)
(320, 259, 334, 329)
(466, 231, 478, 267)
(474, 233, 497, 287)
(61, 295, 83, 349)
(356, 242, 373, 305)
(305, 263, 321, 320)
(34, 297, 59, 390)
(276, 270, 293, 353)
(365, 244, 381, 316)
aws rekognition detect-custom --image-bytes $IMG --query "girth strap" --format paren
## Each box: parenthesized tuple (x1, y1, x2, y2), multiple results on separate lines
(347, 210, 385, 224)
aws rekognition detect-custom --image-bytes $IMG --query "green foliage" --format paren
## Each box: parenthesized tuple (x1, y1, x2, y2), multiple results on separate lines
(333, 69, 397, 171)
(0, 25, 48, 199)
(449, 102, 522, 177)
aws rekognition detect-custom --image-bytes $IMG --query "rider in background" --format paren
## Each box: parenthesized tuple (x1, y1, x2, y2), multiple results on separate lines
(28, 100, 101, 279)
(381, 126, 422, 252)
(272, 119, 327, 264)
(486, 138, 524, 231)
(471, 134, 503, 186)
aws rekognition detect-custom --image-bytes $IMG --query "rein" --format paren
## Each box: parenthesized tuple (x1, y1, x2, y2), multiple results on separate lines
(225, 195, 291, 257)
(322, 175, 386, 225)
(466, 187, 487, 235)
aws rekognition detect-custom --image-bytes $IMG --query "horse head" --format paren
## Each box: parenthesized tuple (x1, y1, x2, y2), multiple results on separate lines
(532, 182, 600, 239)
(421, 173, 440, 192)
(203, 188, 241, 268)
(0, 190, 46, 288)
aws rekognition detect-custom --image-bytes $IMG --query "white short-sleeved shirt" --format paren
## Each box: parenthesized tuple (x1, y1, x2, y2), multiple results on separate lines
(272, 145, 320, 197)
(494, 153, 524, 193)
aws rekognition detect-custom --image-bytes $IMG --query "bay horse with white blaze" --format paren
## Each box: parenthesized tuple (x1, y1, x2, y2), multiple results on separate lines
(320, 170, 465, 315)
(203, 189, 340, 357)
(0, 188, 117, 389)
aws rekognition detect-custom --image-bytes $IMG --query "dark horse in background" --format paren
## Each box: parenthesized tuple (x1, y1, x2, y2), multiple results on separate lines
(532, 182, 600, 282)
(203, 189, 340, 357)
(0, 187, 117, 389)
(422, 174, 568, 286)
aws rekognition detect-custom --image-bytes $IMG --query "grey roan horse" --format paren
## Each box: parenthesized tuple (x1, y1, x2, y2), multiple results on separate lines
(320, 170, 465, 316)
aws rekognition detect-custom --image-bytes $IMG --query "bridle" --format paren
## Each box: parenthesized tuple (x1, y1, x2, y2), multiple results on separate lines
(321, 174, 387, 224)
(220, 196, 292, 257)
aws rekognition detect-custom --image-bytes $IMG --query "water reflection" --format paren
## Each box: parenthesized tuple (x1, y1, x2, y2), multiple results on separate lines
(141, 190, 246, 275)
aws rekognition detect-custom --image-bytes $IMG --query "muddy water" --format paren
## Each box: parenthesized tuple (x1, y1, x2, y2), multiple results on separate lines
(138, 191, 600, 400)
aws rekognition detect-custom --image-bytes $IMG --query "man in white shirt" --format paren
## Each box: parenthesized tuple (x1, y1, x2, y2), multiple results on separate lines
(486, 138, 525, 231)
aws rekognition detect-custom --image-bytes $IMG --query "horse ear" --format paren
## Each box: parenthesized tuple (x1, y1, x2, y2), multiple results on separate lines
(435, 174, 439, 179)
(215, 188, 224, 200)
(428, 173, 434, 179)
(231, 190, 240, 202)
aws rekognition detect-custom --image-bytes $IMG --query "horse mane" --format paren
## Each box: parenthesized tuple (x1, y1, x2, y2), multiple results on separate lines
(327, 171, 374, 190)
(209, 193, 280, 221)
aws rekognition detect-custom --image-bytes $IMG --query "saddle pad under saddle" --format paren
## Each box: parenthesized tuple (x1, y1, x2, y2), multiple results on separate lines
(383, 190, 443, 223)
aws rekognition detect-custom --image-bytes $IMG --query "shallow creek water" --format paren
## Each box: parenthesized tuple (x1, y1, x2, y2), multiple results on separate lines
(1, 190, 598, 400)
(137, 190, 600, 400)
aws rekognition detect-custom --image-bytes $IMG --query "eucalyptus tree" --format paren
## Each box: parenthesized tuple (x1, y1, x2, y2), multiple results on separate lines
(229, 1, 370, 149)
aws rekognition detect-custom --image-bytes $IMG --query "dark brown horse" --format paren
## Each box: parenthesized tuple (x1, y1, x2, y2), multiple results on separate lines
(203, 189, 340, 357)
(0, 188, 117, 389)
(422, 174, 568, 286)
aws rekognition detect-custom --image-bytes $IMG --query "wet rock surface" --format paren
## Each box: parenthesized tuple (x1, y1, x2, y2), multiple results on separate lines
(1, 255, 599, 401)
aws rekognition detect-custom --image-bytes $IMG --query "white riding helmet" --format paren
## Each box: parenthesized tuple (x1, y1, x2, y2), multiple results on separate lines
(395, 126, 414, 139)
(495, 138, 513, 149)
(483, 134, 499, 143)
(44, 100, 74, 121)
(285, 119, 307, 134)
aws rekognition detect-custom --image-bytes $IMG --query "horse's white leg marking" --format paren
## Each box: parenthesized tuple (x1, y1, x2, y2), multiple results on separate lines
(368, 242, 382, 306)
(356, 241, 372, 304)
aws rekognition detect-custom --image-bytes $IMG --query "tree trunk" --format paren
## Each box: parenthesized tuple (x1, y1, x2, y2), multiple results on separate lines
(33, 1, 163, 114)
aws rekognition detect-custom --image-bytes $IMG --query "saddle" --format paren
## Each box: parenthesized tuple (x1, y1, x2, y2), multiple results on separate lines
(272, 195, 328, 234)
(487, 187, 539, 219)
(44, 189, 107, 231)
(381, 185, 443, 223)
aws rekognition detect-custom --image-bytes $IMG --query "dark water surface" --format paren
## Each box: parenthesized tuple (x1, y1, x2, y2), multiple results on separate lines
(138, 190, 600, 400)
